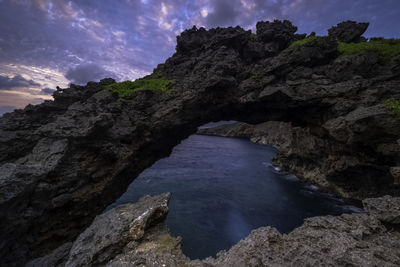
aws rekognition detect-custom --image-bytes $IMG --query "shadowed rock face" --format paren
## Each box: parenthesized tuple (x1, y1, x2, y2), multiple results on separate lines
(0, 20, 399, 265)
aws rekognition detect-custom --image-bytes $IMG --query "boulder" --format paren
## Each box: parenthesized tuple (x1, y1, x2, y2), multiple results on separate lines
(65, 193, 171, 266)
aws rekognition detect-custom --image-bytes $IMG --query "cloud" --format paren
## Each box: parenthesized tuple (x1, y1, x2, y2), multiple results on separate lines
(65, 63, 117, 85)
(0, 74, 41, 90)
(204, 0, 241, 27)
(0, 105, 16, 117)
(41, 87, 56, 95)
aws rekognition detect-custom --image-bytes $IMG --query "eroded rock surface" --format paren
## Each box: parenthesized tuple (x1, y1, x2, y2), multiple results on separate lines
(199, 211, 400, 267)
(0, 20, 399, 264)
(363, 195, 400, 224)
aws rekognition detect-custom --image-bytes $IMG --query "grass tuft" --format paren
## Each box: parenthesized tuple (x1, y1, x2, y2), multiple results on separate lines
(289, 35, 317, 47)
(338, 38, 400, 61)
(383, 99, 400, 119)
(105, 78, 173, 98)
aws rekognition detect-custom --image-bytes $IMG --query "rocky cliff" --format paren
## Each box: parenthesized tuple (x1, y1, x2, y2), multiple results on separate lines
(198, 120, 400, 198)
(0, 20, 400, 265)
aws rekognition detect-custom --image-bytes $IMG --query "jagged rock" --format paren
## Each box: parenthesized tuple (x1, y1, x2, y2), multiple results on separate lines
(195, 196, 400, 267)
(200, 213, 400, 266)
(263, 36, 338, 77)
(28, 193, 190, 267)
(198, 121, 295, 151)
(256, 20, 298, 52)
(0, 20, 399, 265)
(328, 20, 369, 43)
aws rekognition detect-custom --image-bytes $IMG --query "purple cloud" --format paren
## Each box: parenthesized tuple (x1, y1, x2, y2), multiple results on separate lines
(41, 88, 56, 95)
(0, 75, 41, 90)
(0, 105, 16, 117)
(65, 63, 116, 85)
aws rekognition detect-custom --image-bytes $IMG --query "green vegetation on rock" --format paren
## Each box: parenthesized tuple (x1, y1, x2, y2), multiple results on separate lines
(384, 99, 400, 119)
(338, 38, 400, 61)
(105, 78, 173, 98)
(250, 33, 257, 39)
(289, 35, 317, 47)
(159, 234, 177, 249)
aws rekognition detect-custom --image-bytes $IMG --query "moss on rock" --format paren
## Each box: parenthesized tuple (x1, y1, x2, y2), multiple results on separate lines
(105, 77, 173, 98)
(338, 38, 400, 61)
(289, 35, 317, 47)
(384, 99, 400, 119)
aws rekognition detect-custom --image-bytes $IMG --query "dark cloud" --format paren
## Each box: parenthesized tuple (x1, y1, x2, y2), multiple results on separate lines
(0, 105, 16, 117)
(41, 87, 56, 95)
(0, 74, 41, 90)
(205, 0, 241, 27)
(65, 63, 116, 85)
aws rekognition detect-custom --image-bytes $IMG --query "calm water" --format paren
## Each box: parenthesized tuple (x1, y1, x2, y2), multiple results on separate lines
(108, 134, 361, 260)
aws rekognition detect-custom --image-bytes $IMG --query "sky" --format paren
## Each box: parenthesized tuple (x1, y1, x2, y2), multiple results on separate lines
(0, 0, 399, 114)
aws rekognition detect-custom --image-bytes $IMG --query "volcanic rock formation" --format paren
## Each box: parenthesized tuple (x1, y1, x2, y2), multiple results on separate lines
(0, 20, 399, 265)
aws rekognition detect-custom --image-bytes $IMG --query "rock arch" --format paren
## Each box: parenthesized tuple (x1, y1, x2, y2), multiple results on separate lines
(0, 20, 399, 265)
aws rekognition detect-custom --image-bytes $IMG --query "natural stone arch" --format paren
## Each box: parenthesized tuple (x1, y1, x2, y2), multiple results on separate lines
(0, 20, 399, 265)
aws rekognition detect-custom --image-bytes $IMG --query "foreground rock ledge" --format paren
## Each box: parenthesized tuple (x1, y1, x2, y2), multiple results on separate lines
(0, 19, 399, 264)
(27, 193, 191, 267)
(28, 194, 400, 267)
